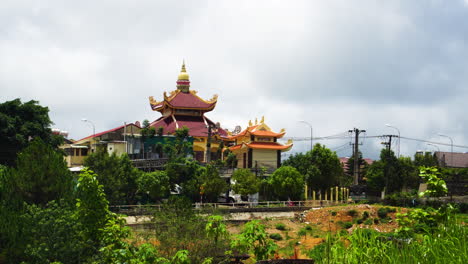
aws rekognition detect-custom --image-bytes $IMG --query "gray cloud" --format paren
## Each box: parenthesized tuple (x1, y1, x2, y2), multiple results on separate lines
(1, 0, 467, 159)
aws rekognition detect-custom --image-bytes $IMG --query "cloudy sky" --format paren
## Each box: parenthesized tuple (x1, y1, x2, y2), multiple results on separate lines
(1, 0, 468, 159)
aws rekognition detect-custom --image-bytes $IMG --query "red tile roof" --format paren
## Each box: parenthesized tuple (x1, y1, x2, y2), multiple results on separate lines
(150, 115, 228, 138)
(150, 90, 217, 112)
(75, 123, 140, 143)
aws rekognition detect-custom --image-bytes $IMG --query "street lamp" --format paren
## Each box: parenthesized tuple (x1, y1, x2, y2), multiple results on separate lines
(299, 120, 313, 151)
(385, 124, 400, 158)
(427, 143, 440, 152)
(81, 118, 96, 152)
(438, 133, 453, 167)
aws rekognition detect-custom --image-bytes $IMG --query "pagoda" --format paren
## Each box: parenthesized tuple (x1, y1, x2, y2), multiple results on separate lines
(228, 117, 293, 170)
(149, 62, 228, 162)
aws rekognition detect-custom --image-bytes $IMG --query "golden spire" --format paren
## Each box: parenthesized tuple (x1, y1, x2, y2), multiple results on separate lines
(255, 118, 258, 125)
(177, 60, 190, 92)
(248, 120, 252, 126)
(260, 116, 264, 124)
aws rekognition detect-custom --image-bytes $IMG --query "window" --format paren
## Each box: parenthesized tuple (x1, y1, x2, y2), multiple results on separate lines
(81, 148, 88, 156)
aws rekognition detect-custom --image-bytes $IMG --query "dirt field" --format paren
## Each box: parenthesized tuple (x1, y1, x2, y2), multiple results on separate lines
(227, 204, 407, 259)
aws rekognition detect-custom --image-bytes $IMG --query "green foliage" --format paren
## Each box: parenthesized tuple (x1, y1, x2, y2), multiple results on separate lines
(377, 207, 395, 219)
(269, 166, 304, 200)
(340, 221, 353, 229)
(269, 233, 283, 241)
(275, 223, 286, 231)
(283, 144, 343, 192)
(224, 151, 238, 168)
(418, 166, 448, 197)
(347, 209, 358, 217)
(199, 165, 229, 202)
(414, 152, 439, 167)
(231, 168, 260, 196)
(367, 150, 419, 194)
(231, 220, 278, 261)
(205, 215, 228, 245)
(345, 151, 369, 185)
(12, 138, 73, 205)
(331, 211, 337, 216)
(84, 150, 140, 204)
(163, 127, 193, 160)
(136, 170, 170, 203)
(152, 197, 229, 263)
(0, 99, 62, 166)
(396, 205, 456, 236)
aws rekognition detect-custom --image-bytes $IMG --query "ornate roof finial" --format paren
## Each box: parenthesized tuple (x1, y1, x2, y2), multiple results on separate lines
(177, 60, 190, 92)
(260, 116, 264, 124)
(249, 120, 252, 127)
(255, 118, 258, 125)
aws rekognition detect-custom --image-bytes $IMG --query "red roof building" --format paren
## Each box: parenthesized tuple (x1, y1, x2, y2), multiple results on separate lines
(228, 117, 293, 170)
(148, 62, 228, 162)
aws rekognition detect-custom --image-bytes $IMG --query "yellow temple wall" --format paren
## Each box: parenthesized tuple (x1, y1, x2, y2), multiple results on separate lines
(107, 142, 126, 156)
(252, 149, 277, 169)
(234, 149, 248, 168)
(65, 155, 86, 167)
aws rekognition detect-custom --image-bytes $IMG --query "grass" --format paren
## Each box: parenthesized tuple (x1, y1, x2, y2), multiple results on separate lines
(275, 223, 287, 231)
(307, 217, 467, 264)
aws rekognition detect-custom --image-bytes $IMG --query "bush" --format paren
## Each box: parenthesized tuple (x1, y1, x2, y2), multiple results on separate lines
(378, 207, 394, 218)
(347, 209, 358, 217)
(275, 223, 286, 231)
(269, 233, 283, 241)
(364, 219, 373, 225)
(340, 221, 353, 229)
(305, 225, 312, 231)
(362, 211, 370, 220)
(331, 211, 337, 216)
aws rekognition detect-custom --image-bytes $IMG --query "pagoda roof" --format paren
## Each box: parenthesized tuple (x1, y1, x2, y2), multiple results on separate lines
(229, 121, 286, 140)
(150, 115, 228, 138)
(150, 89, 218, 113)
(229, 142, 293, 151)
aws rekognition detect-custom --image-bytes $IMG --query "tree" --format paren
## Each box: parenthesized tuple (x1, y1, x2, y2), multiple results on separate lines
(307, 144, 343, 191)
(367, 149, 419, 195)
(199, 165, 229, 203)
(418, 166, 447, 197)
(345, 151, 369, 185)
(136, 170, 170, 203)
(231, 220, 277, 261)
(231, 168, 260, 196)
(414, 152, 438, 167)
(84, 150, 140, 205)
(12, 138, 73, 205)
(268, 166, 304, 200)
(283, 144, 343, 193)
(0, 99, 63, 166)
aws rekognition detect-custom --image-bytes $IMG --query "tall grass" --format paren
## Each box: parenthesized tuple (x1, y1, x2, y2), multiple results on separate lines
(307, 219, 467, 264)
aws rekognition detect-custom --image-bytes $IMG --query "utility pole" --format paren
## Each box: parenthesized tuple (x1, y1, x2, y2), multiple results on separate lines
(349, 128, 366, 185)
(206, 125, 213, 163)
(205, 123, 219, 163)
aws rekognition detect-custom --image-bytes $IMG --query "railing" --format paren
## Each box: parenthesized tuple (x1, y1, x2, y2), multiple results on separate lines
(109, 200, 346, 215)
(131, 158, 169, 169)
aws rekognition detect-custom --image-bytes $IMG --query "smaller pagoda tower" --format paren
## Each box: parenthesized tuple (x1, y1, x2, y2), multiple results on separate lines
(228, 117, 293, 170)
(148, 62, 228, 162)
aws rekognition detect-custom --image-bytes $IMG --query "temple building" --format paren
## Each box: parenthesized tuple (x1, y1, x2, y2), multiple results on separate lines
(228, 117, 293, 170)
(148, 62, 228, 162)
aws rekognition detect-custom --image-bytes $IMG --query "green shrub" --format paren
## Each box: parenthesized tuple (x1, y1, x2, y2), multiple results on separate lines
(298, 228, 307, 237)
(269, 233, 283, 241)
(373, 218, 379, 224)
(356, 219, 364, 224)
(275, 223, 286, 231)
(331, 211, 337, 216)
(364, 219, 373, 225)
(340, 222, 353, 229)
(347, 209, 358, 217)
(378, 207, 395, 218)
(362, 211, 370, 220)
(305, 225, 312, 231)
